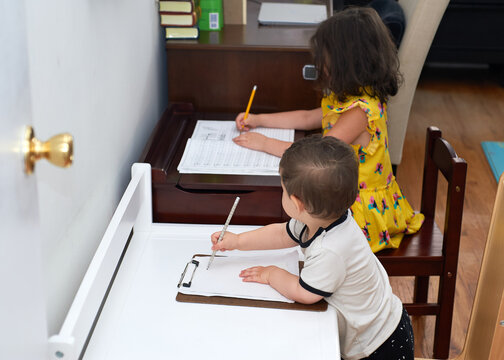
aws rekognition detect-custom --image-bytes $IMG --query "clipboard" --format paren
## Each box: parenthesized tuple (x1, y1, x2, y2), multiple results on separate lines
(176, 254, 328, 312)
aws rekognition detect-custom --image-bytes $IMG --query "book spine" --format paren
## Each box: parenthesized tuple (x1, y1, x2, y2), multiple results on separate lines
(160, 11, 197, 27)
(159, 10, 192, 15)
(165, 26, 199, 40)
(159, 1, 194, 14)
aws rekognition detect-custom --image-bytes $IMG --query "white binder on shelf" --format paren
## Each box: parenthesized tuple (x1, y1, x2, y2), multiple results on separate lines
(258, 2, 328, 26)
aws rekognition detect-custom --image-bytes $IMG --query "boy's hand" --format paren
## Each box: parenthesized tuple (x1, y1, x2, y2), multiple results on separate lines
(233, 132, 268, 152)
(239, 266, 277, 285)
(211, 231, 240, 251)
(235, 112, 259, 132)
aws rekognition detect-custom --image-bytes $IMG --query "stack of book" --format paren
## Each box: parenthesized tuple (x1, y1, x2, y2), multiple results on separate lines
(159, 0, 200, 40)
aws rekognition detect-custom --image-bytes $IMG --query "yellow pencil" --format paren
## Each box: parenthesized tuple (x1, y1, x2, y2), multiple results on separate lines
(241, 85, 257, 131)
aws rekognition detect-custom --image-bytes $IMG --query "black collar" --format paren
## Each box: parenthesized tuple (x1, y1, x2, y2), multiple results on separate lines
(299, 210, 349, 248)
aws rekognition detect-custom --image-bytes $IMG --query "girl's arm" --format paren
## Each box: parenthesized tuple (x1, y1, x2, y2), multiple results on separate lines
(236, 108, 322, 131)
(233, 108, 323, 157)
(324, 106, 370, 147)
(232, 134, 292, 158)
(211, 223, 297, 252)
(240, 266, 323, 304)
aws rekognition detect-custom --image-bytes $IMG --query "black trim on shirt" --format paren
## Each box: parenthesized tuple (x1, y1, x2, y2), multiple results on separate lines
(285, 221, 309, 245)
(299, 277, 333, 297)
(298, 210, 349, 248)
(285, 222, 299, 244)
(324, 210, 348, 232)
(299, 225, 307, 243)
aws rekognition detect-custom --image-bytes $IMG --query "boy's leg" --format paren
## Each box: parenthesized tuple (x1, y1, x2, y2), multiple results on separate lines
(364, 307, 414, 360)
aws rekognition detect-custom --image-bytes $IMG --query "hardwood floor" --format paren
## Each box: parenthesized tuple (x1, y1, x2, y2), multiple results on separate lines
(393, 65, 504, 358)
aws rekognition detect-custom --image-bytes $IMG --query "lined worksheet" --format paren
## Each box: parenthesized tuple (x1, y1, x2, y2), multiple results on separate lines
(178, 250, 299, 303)
(177, 120, 294, 175)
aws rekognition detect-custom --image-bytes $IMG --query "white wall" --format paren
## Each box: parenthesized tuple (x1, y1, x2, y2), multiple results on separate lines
(24, 0, 168, 334)
(1, 2, 49, 358)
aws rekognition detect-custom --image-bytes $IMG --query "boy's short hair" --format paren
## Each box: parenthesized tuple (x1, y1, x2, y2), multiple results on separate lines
(280, 135, 358, 219)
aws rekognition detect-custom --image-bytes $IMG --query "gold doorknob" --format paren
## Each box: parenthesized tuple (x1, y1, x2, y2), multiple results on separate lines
(24, 126, 74, 175)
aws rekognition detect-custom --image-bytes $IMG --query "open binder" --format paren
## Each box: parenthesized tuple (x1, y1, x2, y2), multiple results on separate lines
(176, 254, 328, 312)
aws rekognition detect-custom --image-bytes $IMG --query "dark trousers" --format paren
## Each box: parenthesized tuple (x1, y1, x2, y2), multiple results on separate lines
(363, 307, 414, 360)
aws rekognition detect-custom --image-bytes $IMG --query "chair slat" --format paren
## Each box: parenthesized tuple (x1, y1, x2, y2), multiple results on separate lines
(377, 126, 467, 359)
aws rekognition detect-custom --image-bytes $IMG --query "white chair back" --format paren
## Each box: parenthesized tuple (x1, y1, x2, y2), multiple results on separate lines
(388, 0, 449, 166)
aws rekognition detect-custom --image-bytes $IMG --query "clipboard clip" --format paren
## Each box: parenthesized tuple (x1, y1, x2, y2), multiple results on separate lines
(177, 259, 199, 288)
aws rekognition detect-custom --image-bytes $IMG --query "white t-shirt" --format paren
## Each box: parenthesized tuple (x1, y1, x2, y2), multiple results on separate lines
(286, 210, 403, 360)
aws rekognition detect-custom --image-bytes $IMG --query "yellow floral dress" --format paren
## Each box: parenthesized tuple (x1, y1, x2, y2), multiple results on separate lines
(321, 93, 424, 253)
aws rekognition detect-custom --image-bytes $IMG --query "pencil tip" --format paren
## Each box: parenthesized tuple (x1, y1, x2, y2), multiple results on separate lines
(253, 85, 257, 90)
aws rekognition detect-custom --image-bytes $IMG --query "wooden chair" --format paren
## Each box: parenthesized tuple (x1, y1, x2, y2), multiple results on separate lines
(377, 127, 467, 359)
(416, 174, 504, 359)
(388, 0, 449, 168)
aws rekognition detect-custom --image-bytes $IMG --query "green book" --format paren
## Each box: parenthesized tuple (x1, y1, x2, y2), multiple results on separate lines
(199, 0, 223, 31)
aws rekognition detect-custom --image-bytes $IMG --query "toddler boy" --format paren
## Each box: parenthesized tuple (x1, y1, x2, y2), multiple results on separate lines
(211, 135, 414, 360)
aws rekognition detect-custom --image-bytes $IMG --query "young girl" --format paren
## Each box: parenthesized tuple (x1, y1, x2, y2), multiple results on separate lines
(232, 7, 423, 253)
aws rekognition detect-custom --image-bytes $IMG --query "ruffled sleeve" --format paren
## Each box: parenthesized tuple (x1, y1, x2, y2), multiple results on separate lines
(327, 96, 384, 156)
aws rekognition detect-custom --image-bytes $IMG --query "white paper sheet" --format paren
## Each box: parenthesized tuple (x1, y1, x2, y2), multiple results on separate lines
(178, 250, 300, 303)
(177, 120, 294, 175)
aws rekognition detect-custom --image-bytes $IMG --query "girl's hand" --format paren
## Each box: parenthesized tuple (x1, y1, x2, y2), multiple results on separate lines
(235, 112, 259, 132)
(211, 231, 240, 251)
(239, 266, 276, 284)
(233, 132, 268, 152)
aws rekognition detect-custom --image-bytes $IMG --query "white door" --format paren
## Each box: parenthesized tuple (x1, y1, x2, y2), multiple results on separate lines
(0, 1, 48, 359)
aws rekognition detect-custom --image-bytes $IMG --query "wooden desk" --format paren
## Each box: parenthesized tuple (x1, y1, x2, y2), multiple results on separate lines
(140, 103, 305, 225)
(165, 1, 323, 113)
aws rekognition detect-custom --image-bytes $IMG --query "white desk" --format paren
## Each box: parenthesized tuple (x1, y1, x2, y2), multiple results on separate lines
(49, 164, 340, 360)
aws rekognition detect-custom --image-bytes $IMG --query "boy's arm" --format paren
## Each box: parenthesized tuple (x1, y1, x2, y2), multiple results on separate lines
(240, 266, 323, 304)
(211, 223, 297, 252)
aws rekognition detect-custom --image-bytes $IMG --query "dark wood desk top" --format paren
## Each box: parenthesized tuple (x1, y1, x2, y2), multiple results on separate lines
(165, 0, 326, 51)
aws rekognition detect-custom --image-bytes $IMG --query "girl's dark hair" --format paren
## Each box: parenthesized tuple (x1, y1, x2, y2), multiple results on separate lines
(310, 7, 402, 104)
(280, 135, 359, 219)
